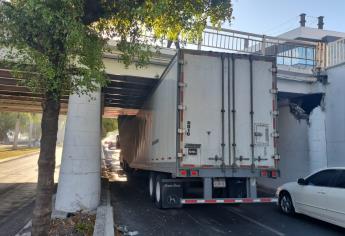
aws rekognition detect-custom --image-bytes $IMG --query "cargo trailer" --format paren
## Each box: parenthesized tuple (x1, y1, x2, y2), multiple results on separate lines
(118, 49, 279, 208)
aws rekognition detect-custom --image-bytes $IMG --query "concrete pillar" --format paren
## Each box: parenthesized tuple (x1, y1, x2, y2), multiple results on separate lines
(308, 106, 327, 172)
(55, 90, 101, 212)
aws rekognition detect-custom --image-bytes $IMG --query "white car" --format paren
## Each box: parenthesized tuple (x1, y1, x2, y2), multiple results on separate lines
(276, 167, 345, 228)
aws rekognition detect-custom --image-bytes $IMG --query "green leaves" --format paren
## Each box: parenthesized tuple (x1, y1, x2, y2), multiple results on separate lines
(0, 0, 106, 99)
(91, 0, 233, 67)
(0, 0, 232, 99)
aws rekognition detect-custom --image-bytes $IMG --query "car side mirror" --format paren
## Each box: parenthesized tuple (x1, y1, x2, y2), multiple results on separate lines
(297, 178, 307, 185)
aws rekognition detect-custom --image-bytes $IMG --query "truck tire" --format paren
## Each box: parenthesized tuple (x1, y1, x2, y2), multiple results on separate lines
(149, 172, 156, 201)
(154, 174, 163, 209)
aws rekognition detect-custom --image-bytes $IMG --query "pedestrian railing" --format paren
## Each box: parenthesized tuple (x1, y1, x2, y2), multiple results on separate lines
(140, 27, 324, 70)
(326, 37, 345, 68)
(200, 27, 318, 68)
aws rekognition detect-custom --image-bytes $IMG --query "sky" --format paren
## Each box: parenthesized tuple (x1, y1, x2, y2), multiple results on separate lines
(226, 0, 345, 36)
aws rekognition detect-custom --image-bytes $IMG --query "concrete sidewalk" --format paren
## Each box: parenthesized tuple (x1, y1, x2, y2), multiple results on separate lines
(0, 151, 40, 164)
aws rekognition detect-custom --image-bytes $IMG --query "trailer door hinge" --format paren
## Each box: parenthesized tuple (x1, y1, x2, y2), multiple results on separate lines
(271, 110, 279, 116)
(273, 154, 280, 160)
(178, 59, 185, 65)
(178, 82, 187, 87)
(271, 132, 279, 138)
(178, 105, 187, 110)
(178, 128, 185, 134)
(270, 88, 278, 94)
(177, 152, 184, 158)
(270, 67, 278, 73)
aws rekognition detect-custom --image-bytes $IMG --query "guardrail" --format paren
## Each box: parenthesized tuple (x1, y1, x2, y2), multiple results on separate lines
(326, 38, 345, 68)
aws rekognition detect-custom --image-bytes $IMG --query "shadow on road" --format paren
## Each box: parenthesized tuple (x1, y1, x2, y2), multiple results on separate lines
(0, 182, 37, 236)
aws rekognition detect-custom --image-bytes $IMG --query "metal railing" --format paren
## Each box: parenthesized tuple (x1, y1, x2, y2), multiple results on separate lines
(139, 27, 321, 69)
(327, 38, 345, 68)
(199, 27, 318, 68)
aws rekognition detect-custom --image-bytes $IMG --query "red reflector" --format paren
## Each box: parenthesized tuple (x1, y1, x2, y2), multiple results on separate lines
(181, 164, 196, 168)
(243, 198, 253, 203)
(180, 170, 187, 176)
(261, 170, 268, 177)
(260, 198, 272, 203)
(224, 199, 236, 203)
(271, 170, 277, 178)
(190, 170, 198, 176)
(185, 199, 197, 204)
(205, 199, 217, 203)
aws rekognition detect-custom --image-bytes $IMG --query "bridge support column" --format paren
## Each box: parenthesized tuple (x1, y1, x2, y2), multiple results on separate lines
(55, 90, 101, 213)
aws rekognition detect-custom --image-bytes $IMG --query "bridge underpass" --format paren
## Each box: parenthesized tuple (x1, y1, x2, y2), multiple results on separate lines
(0, 47, 175, 213)
(0, 47, 175, 116)
(0, 26, 331, 214)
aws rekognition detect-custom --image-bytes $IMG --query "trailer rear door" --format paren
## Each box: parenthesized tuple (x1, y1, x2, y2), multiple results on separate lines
(179, 51, 276, 170)
(181, 53, 230, 167)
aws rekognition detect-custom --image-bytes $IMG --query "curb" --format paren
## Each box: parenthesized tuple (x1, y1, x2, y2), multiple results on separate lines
(93, 179, 114, 236)
(0, 151, 40, 164)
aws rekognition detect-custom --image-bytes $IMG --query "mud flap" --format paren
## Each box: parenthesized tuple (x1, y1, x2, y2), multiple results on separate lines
(161, 179, 183, 209)
(227, 178, 247, 198)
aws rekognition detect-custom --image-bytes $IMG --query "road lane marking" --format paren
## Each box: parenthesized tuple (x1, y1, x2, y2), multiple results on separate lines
(184, 211, 228, 235)
(224, 207, 285, 236)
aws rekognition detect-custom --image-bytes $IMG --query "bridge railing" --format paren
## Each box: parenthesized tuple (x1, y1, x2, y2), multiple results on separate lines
(326, 37, 345, 68)
(199, 27, 318, 68)
(140, 27, 321, 69)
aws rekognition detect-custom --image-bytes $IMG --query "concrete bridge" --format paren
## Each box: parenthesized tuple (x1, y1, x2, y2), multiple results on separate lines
(1, 25, 345, 213)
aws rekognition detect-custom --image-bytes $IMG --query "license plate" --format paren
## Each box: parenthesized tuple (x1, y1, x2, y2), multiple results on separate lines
(213, 178, 226, 188)
(188, 148, 197, 155)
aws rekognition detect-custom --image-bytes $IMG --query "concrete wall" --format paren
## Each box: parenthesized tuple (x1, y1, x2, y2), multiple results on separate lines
(325, 64, 345, 167)
(258, 105, 310, 189)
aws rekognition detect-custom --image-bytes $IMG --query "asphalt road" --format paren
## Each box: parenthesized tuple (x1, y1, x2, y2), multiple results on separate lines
(0, 147, 62, 236)
(110, 172, 345, 236)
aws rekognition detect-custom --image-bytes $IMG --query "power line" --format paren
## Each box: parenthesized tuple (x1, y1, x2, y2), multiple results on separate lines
(263, 15, 299, 35)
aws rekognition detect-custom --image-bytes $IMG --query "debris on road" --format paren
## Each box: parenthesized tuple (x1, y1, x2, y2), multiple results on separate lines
(115, 224, 139, 236)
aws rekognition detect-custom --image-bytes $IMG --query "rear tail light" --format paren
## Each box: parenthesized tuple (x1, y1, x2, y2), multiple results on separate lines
(260, 170, 268, 177)
(190, 170, 198, 177)
(180, 170, 187, 176)
(271, 170, 278, 178)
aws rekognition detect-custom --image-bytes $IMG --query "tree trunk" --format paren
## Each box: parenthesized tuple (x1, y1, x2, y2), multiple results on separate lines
(12, 113, 20, 150)
(32, 94, 60, 236)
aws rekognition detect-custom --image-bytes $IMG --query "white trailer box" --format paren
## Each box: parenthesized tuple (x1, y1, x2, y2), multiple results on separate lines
(119, 49, 279, 208)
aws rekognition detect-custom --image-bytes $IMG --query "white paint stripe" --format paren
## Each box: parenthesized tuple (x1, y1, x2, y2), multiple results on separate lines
(224, 207, 285, 236)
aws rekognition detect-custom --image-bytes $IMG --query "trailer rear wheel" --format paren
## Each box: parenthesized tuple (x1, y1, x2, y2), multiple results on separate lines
(149, 172, 156, 201)
(154, 174, 163, 208)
